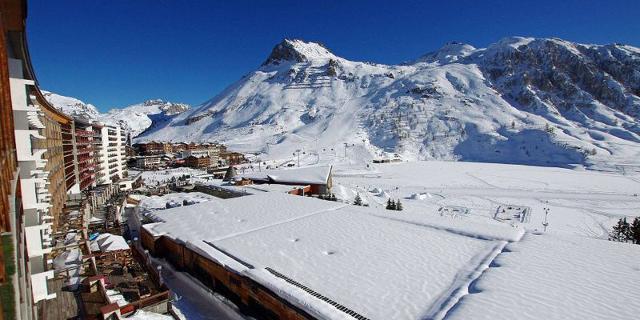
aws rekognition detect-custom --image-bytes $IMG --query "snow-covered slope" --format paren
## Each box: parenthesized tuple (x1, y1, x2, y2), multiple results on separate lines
(42, 90, 101, 121)
(43, 92, 190, 137)
(136, 37, 640, 170)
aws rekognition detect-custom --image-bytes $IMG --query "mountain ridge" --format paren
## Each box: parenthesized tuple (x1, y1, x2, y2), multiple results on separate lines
(135, 36, 640, 170)
(43, 91, 191, 137)
(59, 36, 640, 170)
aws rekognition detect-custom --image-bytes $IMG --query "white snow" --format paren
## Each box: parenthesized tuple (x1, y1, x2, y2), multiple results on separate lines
(42, 90, 100, 120)
(135, 160, 640, 319)
(137, 192, 218, 213)
(239, 165, 331, 185)
(43, 91, 190, 137)
(134, 38, 640, 172)
(144, 192, 525, 319)
(140, 168, 207, 186)
(90, 233, 129, 252)
(446, 232, 640, 320)
(125, 310, 173, 320)
(336, 161, 640, 238)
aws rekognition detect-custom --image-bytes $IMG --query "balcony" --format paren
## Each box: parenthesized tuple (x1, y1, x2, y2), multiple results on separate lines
(75, 130, 93, 137)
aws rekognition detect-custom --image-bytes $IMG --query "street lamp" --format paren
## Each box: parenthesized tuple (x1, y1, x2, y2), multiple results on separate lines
(293, 149, 301, 167)
(542, 201, 550, 232)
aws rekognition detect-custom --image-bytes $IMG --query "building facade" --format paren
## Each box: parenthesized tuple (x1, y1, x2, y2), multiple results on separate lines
(0, 1, 75, 316)
(97, 124, 128, 184)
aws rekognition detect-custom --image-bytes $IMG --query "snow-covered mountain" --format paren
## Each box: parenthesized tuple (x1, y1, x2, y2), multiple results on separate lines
(102, 99, 190, 137)
(43, 92, 190, 137)
(42, 90, 101, 121)
(133, 37, 640, 169)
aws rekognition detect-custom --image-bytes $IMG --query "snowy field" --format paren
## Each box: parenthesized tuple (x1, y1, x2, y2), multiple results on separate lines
(332, 161, 640, 239)
(134, 161, 640, 319)
(446, 232, 640, 320)
(139, 158, 640, 320)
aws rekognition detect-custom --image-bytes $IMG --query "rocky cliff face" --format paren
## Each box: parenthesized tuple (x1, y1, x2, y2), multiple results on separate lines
(134, 37, 640, 170)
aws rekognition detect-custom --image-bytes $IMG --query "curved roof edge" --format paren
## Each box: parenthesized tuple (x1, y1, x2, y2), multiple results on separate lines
(7, 0, 72, 124)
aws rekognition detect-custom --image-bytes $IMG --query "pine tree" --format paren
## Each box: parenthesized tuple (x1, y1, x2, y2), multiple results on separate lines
(353, 193, 363, 206)
(386, 198, 397, 210)
(630, 217, 640, 244)
(395, 199, 403, 211)
(609, 218, 631, 242)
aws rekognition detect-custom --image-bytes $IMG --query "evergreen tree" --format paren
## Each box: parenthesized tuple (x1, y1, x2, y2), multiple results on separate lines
(330, 193, 337, 201)
(609, 218, 631, 242)
(631, 217, 640, 244)
(353, 193, 363, 206)
(386, 199, 396, 210)
(396, 199, 403, 211)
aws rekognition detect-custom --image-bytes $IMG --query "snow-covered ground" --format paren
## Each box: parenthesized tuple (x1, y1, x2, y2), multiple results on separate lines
(137, 159, 640, 320)
(333, 161, 640, 239)
(446, 232, 640, 320)
(140, 167, 208, 186)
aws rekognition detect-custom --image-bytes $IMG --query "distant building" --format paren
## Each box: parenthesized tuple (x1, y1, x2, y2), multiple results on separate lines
(134, 141, 170, 155)
(185, 155, 210, 168)
(221, 151, 246, 165)
(240, 165, 333, 195)
(136, 155, 162, 170)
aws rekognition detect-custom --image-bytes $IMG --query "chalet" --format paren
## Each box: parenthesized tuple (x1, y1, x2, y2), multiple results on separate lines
(172, 142, 188, 153)
(239, 165, 333, 195)
(185, 155, 211, 168)
(221, 151, 246, 166)
(134, 141, 172, 155)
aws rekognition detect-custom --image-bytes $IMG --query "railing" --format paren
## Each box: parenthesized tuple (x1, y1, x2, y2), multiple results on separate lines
(75, 129, 94, 137)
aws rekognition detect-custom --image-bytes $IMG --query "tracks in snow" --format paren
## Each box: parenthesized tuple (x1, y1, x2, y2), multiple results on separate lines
(423, 241, 509, 320)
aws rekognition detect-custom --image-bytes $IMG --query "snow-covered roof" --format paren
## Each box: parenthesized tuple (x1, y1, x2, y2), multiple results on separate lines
(90, 233, 129, 252)
(137, 192, 218, 212)
(143, 192, 523, 319)
(240, 165, 332, 185)
(446, 232, 640, 320)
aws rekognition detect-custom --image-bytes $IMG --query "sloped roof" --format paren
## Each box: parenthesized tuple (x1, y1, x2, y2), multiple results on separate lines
(90, 233, 129, 252)
(241, 165, 332, 185)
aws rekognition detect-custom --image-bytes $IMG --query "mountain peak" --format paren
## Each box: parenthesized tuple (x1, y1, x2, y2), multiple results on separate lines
(142, 98, 165, 106)
(263, 39, 336, 65)
(414, 41, 477, 64)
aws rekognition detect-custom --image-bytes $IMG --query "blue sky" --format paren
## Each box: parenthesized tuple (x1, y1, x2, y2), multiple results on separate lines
(28, 0, 640, 112)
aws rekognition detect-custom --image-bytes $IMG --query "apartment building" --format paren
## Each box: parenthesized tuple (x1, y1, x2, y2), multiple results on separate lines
(72, 119, 96, 192)
(0, 1, 75, 316)
(97, 124, 128, 184)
